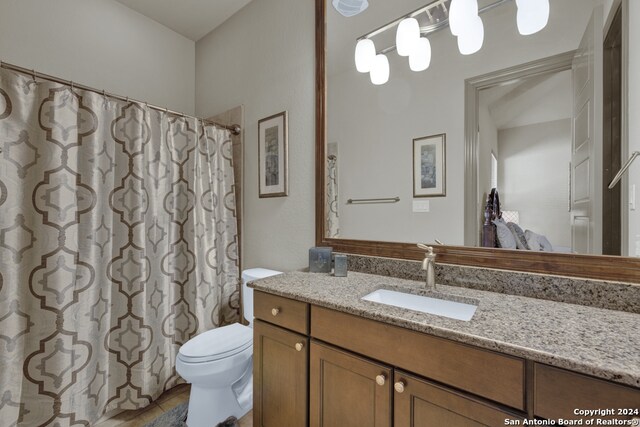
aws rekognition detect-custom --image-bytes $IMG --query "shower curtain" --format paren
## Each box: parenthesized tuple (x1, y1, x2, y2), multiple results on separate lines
(326, 156, 340, 238)
(0, 68, 239, 426)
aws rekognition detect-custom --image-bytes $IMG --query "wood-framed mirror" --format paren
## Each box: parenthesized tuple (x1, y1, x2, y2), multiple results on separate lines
(315, 0, 640, 282)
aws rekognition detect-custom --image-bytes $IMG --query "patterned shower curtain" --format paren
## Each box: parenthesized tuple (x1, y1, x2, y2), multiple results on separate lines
(326, 156, 340, 238)
(0, 68, 239, 426)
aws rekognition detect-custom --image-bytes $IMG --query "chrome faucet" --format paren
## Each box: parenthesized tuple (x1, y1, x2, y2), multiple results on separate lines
(417, 243, 436, 290)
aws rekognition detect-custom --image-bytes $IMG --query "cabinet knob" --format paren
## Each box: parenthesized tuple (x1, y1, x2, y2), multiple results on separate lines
(394, 380, 406, 393)
(295, 342, 304, 352)
(375, 374, 386, 386)
(271, 308, 280, 316)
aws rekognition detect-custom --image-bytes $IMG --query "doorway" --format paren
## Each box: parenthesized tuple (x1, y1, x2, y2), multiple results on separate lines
(602, 5, 623, 255)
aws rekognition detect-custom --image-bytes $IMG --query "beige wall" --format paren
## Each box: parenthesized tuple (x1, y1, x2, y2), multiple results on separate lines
(0, 0, 195, 114)
(478, 102, 499, 224)
(195, 0, 316, 271)
(627, 0, 640, 256)
(498, 119, 572, 248)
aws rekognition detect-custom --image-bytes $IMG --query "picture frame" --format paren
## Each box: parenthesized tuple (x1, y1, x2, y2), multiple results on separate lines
(258, 111, 288, 198)
(413, 133, 446, 198)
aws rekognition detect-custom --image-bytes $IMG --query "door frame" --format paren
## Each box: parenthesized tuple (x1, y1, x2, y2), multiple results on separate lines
(464, 51, 576, 246)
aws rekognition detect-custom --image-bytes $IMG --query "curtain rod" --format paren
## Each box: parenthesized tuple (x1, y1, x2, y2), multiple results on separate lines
(0, 60, 242, 136)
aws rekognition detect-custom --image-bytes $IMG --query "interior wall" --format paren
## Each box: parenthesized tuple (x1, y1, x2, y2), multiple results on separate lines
(627, 0, 640, 256)
(0, 0, 195, 114)
(498, 119, 572, 248)
(195, 0, 315, 271)
(478, 102, 499, 219)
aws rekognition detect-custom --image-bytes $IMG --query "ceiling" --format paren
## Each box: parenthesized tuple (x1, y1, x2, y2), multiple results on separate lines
(114, 0, 253, 41)
(481, 70, 573, 131)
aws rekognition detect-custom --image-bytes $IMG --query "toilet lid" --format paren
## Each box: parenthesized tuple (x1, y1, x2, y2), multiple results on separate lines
(178, 323, 252, 363)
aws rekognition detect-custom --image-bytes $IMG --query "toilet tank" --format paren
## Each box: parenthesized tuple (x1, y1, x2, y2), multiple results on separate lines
(242, 268, 282, 326)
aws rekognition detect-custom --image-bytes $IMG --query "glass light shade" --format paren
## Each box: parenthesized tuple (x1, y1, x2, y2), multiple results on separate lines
(457, 15, 484, 55)
(355, 39, 376, 73)
(409, 37, 432, 72)
(332, 0, 369, 17)
(516, 0, 550, 35)
(449, 0, 479, 36)
(396, 18, 420, 56)
(370, 54, 390, 85)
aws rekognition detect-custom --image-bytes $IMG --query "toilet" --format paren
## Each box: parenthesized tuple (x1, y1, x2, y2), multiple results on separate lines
(176, 268, 282, 427)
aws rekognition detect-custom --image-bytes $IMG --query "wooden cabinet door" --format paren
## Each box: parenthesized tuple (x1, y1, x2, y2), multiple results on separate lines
(394, 371, 524, 427)
(253, 320, 308, 427)
(310, 341, 392, 427)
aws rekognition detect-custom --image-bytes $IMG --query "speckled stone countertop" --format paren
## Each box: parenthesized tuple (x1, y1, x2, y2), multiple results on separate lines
(249, 271, 640, 389)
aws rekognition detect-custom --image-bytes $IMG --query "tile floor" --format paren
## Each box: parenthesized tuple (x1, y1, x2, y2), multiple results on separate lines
(94, 385, 252, 427)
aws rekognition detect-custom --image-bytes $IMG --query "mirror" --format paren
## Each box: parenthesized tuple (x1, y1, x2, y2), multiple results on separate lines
(322, 0, 638, 259)
(316, 0, 640, 283)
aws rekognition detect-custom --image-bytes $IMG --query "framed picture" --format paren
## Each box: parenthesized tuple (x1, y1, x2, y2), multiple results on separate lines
(258, 111, 288, 198)
(413, 133, 446, 197)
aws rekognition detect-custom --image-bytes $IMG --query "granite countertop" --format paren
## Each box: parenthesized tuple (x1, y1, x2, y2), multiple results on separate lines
(249, 271, 640, 388)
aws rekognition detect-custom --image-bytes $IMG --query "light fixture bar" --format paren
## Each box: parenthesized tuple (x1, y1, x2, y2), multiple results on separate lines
(358, 0, 512, 55)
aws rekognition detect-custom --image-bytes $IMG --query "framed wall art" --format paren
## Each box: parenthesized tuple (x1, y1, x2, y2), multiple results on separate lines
(258, 111, 288, 198)
(413, 133, 446, 197)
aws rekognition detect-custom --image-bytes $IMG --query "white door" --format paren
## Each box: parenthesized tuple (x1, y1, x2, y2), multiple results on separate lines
(571, 7, 603, 254)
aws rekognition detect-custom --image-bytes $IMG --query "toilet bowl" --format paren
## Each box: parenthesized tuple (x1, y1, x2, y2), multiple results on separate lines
(176, 268, 282, 427)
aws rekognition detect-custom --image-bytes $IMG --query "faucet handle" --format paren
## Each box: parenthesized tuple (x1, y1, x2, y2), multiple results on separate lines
(417, 243, 434, 255)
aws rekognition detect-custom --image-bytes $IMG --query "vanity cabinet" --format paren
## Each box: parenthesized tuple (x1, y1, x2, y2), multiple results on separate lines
(534, 364, 640, 421)
(253, 319, 308, 427)
(310, 341, 392, 427)
(394, 371, 523, 427)
(253, 290, 640, 426)
(311, 305, 525, 411)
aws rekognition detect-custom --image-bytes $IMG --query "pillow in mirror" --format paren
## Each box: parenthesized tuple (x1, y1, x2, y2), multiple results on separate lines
(525, 230, 554, 252)
(493, 218, 517, 249)
(507, 222, 530, 250)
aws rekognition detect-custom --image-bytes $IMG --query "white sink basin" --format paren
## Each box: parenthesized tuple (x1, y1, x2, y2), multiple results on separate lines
(362, 289, 478, 321)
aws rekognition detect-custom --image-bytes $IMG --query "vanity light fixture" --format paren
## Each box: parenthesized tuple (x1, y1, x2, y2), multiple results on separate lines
(370, 54, 390, 85)
(449, 0, 479, 36)
(409, 37, 432, 71)
(355, 38, 377, 72)
(396, 17, 421, 56)
(449, 0, 484, 55)
(457, 15, 485, 55)
(515, 0, 550, 35)
(354, 0, 544, 85)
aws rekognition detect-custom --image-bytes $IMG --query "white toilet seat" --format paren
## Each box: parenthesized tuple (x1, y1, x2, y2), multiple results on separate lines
(176, 268, 282, 427)
(178, 323, 252, 364)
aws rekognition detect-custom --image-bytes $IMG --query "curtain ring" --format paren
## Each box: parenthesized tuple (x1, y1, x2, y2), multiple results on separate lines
(70, 81, 75, 91)
(126, 96, 129, 103)
(31, 69, 37, 81)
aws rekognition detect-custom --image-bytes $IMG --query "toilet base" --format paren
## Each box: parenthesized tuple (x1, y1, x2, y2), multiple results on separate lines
(185, 384, 250, 427)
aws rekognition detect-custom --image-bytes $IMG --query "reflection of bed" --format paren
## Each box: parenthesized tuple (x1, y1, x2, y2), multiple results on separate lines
(481, 188, 573, 253)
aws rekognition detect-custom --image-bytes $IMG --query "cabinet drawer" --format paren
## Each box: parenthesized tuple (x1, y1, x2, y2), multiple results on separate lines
(394, 371, 524, 427)
(311, 306, 525, 410)
(534, 364, 640, 421)
(254, 291, 309, 334)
